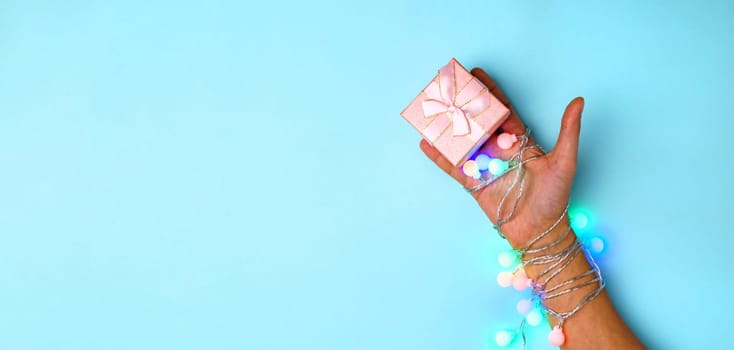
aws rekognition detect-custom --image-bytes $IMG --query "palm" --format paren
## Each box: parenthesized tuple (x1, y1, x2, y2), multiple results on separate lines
(419, 68, 584, 248)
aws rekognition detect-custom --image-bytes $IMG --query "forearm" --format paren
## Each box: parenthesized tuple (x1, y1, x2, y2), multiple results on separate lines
(418, 68, 644, 348)
(521, 224, 645, 349)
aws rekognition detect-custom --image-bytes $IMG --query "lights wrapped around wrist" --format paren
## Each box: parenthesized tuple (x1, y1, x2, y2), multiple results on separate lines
(491, 208, 607, 348)
(462, 128, 607, 348)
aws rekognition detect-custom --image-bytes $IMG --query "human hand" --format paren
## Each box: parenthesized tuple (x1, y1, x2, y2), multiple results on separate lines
(419, 68, 585, 248)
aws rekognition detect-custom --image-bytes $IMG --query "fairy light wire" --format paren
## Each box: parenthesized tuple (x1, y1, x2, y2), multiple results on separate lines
(465, 127, 605, 348)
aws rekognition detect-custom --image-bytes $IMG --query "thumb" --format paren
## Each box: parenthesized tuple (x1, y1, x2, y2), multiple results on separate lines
(549, 97, 585, 175)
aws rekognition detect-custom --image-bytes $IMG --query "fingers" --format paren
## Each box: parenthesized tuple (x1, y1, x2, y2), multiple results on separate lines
(549, 97, 585, 174)
(470, 68, 526, 135)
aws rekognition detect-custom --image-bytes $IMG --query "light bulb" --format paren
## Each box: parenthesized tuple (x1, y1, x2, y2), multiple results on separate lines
(488, 159, 509, 176)
(526, 309, 544, 327)
(517, 299, 533, 315)
(497, 271, 514, 288)
(495, 330, 515, 347)
(462, 160, 480, 178)
(513, 274, 529, 291)
(570, 212, 589, 230)
(497, 133, 518, 150)
(497, 251, 518, 268)
(548, 326, 565, 346)
(475, 154, 491, 171)
(588, 236, 606, 255)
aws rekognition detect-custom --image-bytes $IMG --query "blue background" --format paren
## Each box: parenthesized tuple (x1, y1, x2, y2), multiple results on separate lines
(1, 1, 732, 349)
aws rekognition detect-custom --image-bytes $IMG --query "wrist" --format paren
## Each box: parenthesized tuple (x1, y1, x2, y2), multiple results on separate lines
(486, 208, 573, 250)
(521, 227, 600, 324)
(520, 224, 579, 280)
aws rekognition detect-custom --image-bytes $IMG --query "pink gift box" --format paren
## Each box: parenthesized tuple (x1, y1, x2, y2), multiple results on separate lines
(401, 58, 510, 166)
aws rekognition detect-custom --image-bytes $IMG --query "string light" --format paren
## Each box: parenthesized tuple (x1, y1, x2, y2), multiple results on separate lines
(495, 330, 516, 347)
(587, 236, 606, 256)
(497, 251, 519, 268)
(570, 210, 590, 230)
(464, 154, 511, 178)
(517, 299, 533, 315)
(462, 160, 480, 179)
(489, 206, 608, 347)
(475, 154, 491, 171)
(548, 326, 565, 347)
(512, 270, 531, 291)
(488, 158, 509, 176)
(497, 133, 518, 150)
(497, 271, 514, 288)
(462, 132, 610, 348)
(526, 309, 544, 327)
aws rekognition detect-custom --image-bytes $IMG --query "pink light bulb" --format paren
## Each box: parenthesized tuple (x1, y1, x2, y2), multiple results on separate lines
(497, 271, 514, 288)
(548, 326, 565, 347)
(497, 133, 518, 150)
(513, 274, 529, 291)
(516, 299, 533, 315)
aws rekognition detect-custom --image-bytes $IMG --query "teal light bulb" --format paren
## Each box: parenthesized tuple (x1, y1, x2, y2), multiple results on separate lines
(495, 330, 516, 347)
(488, 159, 509, 176)
(526, 309, 544, 327)
(570, 212, 589, 230)
(497, 251, 519, 268)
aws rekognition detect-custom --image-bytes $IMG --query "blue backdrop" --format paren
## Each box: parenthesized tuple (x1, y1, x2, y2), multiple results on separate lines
(1, 1, 732, 349)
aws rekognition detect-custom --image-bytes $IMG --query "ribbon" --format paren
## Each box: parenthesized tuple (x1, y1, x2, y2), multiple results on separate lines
(420, 60, 491, 143)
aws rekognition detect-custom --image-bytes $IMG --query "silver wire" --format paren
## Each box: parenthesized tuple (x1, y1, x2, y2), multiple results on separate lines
(467, 126, 605, 345)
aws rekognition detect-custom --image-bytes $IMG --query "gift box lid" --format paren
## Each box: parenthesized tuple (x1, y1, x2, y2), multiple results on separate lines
(401, 58, 510, 166)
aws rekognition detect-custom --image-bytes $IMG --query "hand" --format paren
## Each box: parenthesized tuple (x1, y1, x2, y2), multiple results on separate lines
(419, 68, 585, 248)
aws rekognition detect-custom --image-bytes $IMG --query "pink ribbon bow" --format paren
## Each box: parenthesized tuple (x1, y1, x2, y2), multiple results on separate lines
(420, 60, 490, 142)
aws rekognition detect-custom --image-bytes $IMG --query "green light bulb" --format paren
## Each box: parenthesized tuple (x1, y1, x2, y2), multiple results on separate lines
(488, 159, 509, 176)
(497, 251, 519, 268)
(570, 212, 589, 230)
